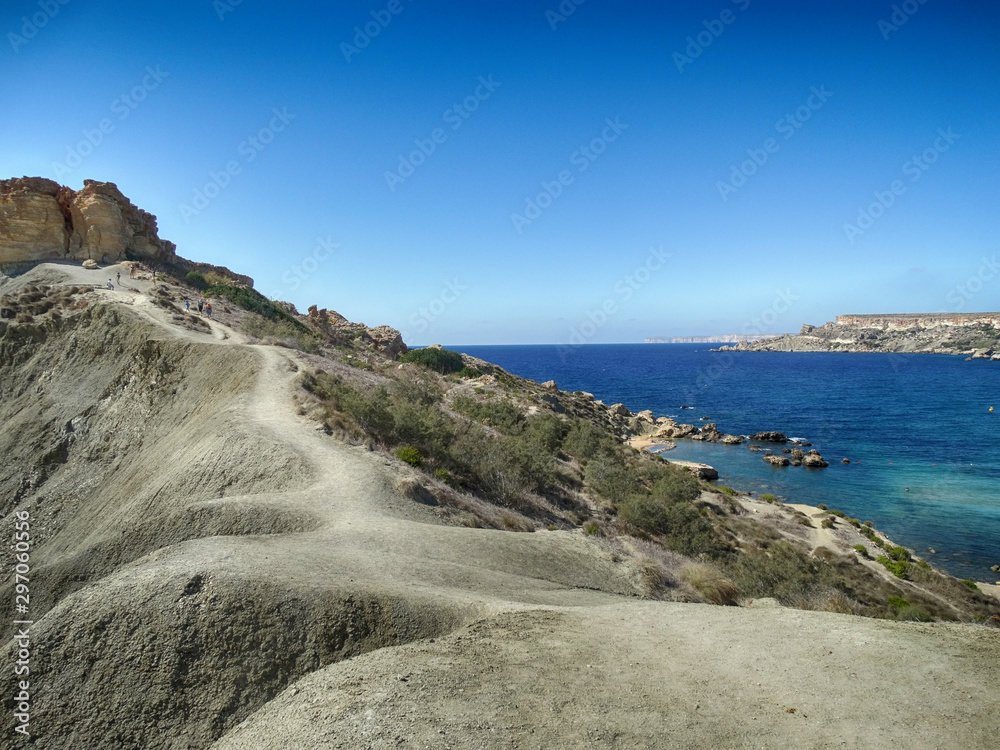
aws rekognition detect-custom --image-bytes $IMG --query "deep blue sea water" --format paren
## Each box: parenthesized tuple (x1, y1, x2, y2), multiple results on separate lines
(452, 343, 1000, 582)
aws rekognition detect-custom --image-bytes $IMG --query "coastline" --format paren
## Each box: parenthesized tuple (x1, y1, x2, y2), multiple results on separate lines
(626, 420, 1000, 602)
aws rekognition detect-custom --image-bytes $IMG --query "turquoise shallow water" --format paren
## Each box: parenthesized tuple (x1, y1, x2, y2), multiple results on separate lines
(453, 343, 1000, 581)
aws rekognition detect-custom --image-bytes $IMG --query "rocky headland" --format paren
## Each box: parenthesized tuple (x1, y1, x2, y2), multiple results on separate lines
(1, 179, 998, 749)
(716, 313, 1000, 359)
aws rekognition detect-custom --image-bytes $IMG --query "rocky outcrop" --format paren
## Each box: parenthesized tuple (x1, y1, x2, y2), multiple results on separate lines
(750, 431, 788, 443)
(763, 455, 790, 467)
(1, 177, 175, 265)
(305, 306, 407, 360)
(717, 312, 1000, 357)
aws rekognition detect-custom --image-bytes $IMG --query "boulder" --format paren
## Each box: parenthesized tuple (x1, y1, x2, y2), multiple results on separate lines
(803, 453, 829, 468)
(82, 259, 98, 270)
(763, 455, 790, 466)
(541, 380, 558, 391)
(609, 403, 631, 417)
(720, 434, 744, 445)
(841, 458, 851, 464)
(635, 409, 655, 423)
(750, 431, 788, 443)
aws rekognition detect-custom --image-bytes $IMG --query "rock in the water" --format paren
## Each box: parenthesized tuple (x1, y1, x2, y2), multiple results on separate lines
(991, 564, 1000, 573)
(750, 431, 788, 443)
(842, 457, 851, 464)
(764, 455, 790, 466)
(720, 434, 744, 445)
(803, 453, 829, 468)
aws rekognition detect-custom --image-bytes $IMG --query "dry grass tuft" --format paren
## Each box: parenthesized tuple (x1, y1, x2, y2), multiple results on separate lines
(679, 562, 740, 606)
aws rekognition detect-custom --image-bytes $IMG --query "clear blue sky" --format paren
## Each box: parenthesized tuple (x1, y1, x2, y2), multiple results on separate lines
(4, 0, 999, 344)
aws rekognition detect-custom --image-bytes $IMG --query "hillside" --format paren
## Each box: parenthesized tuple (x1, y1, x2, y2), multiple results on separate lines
(1, 185, 998, 747)
(719, 313, 1000, 358)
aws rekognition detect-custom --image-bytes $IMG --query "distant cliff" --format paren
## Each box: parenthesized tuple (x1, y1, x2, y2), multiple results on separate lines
(646, 334, 782, 344)
(0, 177, 175, 264)
(717, 313, 1000, 359)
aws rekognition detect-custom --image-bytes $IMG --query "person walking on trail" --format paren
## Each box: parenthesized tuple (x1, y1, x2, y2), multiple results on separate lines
(205, 302, 213, 318)
(116, 271, 121, 285)
(198, 300, 204, 315)
(106, 279, 114, 290)
(185, 300, 190, 312)
(129, 265, 136, 279)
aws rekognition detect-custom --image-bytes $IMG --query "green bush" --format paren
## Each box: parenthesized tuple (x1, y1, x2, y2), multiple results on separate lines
(853, 544, 868, 557)
(876, 555, 909, 579)
(887, 546, 911, 562)
(760, 494, 778, 503)
(562, 419, 617, 461)
(395, 446, 423, 466)
(896, 603, 933, 622)
(457, 366, 483, 378)
(399, 347, 465, 374)
(583, 521, 601, 536)
(433, 468, 451, 482)
(961, 579, 979, 590)
(718, 486, 735, 497)
(185, 270, 208, 290)
(817, 504, 827, 510)
(585, 453, 638, 505)
(451, 394, 523, 430)
(887, 595, 909, 611)
(206, 283, 309, 332)
(822, 517, 835, 529)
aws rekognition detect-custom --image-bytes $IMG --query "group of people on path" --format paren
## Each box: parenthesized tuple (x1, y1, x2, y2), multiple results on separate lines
(184, 300, 212, 317)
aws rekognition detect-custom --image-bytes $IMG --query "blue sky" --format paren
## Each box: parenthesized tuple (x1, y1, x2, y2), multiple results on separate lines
(4, 0, 999, 345)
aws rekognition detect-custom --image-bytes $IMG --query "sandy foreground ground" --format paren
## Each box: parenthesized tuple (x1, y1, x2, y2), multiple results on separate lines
(2, 262, 999, 749)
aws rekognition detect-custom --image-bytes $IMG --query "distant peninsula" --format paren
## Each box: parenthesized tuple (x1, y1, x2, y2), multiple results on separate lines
(645, 334, 782, 344)
(714, 312, 1000, 359)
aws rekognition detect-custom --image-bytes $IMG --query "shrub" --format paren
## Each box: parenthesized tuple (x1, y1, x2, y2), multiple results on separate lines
(896, 603, 934, 622)
(822, 517, 835, 529)
(583, 521, 601, 536)
(399, 347, 465, 374)
(451, 394, 523, 430)
(562, 419, 617, 461)
(817, 503, 827, 510)
(876, 555, 909, 579)
(185, 270, 208, 290)
(760, 494, 778, 503)
(433, 468, 451, 482)
(853, 544, 869, 557)
(585, 453, 638, 505)
(679, 563, 740, 606)
(395, 446, 423, 467)
(887, 595, 909, 611)
(718, 486, 736, 497)
(961, 579, 979, 590)
(887, 546, 911, 562)
(206, 283, 309, 331)
(457, 366, 483, 378)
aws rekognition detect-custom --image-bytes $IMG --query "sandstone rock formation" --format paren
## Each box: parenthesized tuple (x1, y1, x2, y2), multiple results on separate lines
(764, 455, 790, 466)
(0, 177, 175, 264)
(305, 305, 407, 359)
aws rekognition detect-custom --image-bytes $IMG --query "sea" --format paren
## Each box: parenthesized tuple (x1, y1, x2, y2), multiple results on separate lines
(452, 343, 1000, 583)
